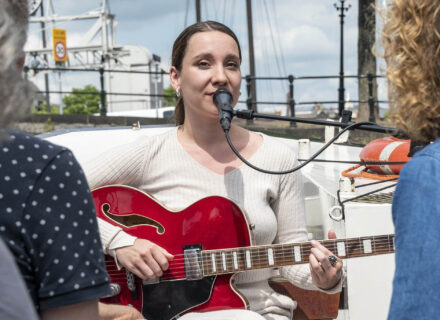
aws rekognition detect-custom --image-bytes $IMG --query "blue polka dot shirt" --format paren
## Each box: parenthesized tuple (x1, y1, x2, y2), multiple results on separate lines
(0, 130, 111, 311)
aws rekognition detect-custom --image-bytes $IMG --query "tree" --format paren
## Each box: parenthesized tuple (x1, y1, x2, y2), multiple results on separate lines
(31, 103, 58, 114)
(358, 0, 378, 121)
(163, 85, 177, 107)
(62, 85, 101, 114)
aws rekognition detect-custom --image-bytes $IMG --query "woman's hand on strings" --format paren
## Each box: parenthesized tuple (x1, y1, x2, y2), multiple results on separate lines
(309, 229, 343, 290)
(115, 239, 174, 279)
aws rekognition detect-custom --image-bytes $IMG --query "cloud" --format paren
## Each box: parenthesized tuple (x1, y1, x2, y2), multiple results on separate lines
(281, 25, 337, 60)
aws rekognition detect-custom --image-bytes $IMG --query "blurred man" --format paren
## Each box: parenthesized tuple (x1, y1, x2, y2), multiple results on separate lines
(0, 1, 143, 319)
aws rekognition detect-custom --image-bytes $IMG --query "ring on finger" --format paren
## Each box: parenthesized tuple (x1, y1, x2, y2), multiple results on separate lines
(328, 255, 338, 267)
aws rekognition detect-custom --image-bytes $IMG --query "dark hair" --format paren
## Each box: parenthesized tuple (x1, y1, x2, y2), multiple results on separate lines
(171, 21, 242, 125)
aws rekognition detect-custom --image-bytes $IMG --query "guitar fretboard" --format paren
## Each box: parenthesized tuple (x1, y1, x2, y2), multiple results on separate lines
(201, 234, 395, 276)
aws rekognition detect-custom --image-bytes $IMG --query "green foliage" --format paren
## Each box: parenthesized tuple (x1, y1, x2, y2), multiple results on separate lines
(163, 85, 177, 106)
(62, 85, 101, 114)
(31, 104, 59, 114)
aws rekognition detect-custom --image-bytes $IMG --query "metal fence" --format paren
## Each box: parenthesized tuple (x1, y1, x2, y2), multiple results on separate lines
(23, 66, 386, 123)
(242, 74, 387, 124)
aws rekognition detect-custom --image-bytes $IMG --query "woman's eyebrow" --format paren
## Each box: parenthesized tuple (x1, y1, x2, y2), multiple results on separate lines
(191, 53, 240, 61)
(224, 54, 240, 61)
(192, 53, 214, 60)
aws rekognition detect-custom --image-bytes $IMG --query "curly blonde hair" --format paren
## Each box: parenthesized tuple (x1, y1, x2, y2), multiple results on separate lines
(381, 0, 440, 142)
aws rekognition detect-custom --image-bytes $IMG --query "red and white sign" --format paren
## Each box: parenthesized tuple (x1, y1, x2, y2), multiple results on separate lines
(52, 28, 68, 62)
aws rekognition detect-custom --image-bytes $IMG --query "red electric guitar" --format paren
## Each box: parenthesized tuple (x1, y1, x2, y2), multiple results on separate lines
(92, 185, 395, 320)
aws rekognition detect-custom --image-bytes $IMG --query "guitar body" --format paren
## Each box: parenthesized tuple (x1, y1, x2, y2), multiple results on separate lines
(92, 185, 253, 320)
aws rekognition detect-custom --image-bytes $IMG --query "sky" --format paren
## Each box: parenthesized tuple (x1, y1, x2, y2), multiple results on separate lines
(25, 0, 389, 114)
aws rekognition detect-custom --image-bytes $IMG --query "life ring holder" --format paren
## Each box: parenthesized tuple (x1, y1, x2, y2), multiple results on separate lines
(341, 164, 400, 181)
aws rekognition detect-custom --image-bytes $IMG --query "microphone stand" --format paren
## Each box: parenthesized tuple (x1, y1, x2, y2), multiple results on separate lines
(218, 108, 397, 175)
(234, 109, 395, 135)
(213, 87, 397, 175)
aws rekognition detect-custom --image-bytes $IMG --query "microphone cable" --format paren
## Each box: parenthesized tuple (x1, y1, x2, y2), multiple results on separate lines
(223, 121, 380, 175)
(212, 87, 392, 175)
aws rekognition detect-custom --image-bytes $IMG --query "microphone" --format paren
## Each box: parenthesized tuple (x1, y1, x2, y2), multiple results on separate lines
(213, 88, 234, 131)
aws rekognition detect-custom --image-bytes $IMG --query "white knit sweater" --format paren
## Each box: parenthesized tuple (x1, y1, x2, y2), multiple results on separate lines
(84, 127, 340, 319)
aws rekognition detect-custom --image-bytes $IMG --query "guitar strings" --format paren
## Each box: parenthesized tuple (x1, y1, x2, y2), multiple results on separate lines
(104, 240, 395, 282)
(104, 241, 395, 276)
(104, 239, 395, 272)
(103, 236, 394, 261)
(103, 240, 395, 272)
(105, 242, 393, 283)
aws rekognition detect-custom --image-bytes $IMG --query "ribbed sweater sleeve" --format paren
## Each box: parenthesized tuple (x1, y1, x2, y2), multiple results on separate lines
(83, 137, 149, 254)
(85, 136, 148, 188)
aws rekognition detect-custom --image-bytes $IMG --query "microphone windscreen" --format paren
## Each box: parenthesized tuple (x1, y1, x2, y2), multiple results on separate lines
(213, 88, 232, 109)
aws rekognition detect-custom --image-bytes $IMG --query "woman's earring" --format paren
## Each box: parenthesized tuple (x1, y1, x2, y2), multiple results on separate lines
(176, 89, 181, 98)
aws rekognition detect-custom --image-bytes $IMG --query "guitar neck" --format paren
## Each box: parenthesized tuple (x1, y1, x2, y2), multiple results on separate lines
(201, 234, 395, 276)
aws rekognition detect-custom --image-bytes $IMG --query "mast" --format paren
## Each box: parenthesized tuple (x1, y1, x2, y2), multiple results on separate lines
(39, 1, 51, 112)
(246, 0, 257, 112)
(196, 0, 201, 22)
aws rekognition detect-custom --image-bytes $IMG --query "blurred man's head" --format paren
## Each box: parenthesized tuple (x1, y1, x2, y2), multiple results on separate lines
(0, 0, 34, 129)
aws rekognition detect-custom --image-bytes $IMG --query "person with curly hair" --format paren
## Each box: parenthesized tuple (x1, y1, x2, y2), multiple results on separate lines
(381, 1, 440, 318)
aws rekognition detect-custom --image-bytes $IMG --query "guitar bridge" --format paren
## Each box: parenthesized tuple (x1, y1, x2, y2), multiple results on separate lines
(183, 244, 203, 280)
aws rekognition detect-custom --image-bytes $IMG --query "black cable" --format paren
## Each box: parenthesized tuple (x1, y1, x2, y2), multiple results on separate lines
(355, 177, 398, 189)
(341, 183, 397, 204)
(297, 159, 407, 165)
(336, 181, 397, 219)
(336, 190, 346, 220)
(224, 121, 377, 175)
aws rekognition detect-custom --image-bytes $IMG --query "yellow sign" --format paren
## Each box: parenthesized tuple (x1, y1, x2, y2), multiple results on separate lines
(52, 28, 68, 62)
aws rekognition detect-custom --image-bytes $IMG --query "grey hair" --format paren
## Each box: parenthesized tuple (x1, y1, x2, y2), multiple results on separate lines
(0, 0, 35, 129)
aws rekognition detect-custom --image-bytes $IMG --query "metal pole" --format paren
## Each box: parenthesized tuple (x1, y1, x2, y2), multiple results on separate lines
(40, 2, 51, 112)
(246, 75, 252, 110)
(58, 71, 63, 114)
(288, 75, 296, 128)
(367, 73, 375, 123)
(196, 0, 201, 22)
(334, 0, 351, 117)
(339, 4, 344, 117)
(245, 75, 253, 125)
(99, 67, 107, 116)
(246, 0, 257, 113)
(101, 0, 112, 113)
(234, 110, 395, 134)
(155, 63, 159, 118)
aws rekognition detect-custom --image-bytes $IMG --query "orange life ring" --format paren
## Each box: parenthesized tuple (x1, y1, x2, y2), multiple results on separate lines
(342, 137, 411, 180)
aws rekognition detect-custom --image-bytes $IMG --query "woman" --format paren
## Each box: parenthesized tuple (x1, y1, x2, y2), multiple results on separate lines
(86, 21, 342, 319)
(381, 2, 440, 319)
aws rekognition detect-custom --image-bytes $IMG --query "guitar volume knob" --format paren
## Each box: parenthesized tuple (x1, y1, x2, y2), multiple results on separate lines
(109, 283, 121, 297)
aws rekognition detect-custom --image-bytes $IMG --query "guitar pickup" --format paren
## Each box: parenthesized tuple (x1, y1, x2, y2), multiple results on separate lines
(183, 244, 203, 280)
